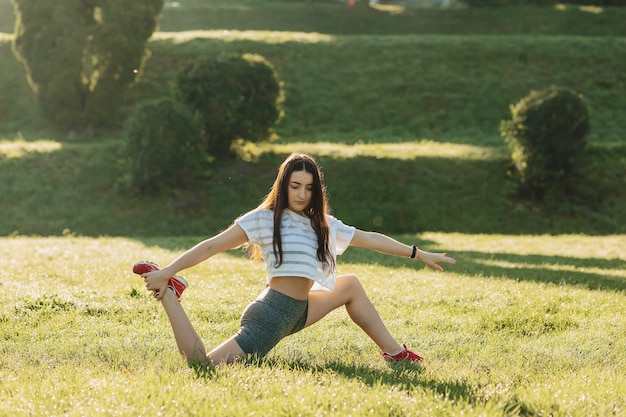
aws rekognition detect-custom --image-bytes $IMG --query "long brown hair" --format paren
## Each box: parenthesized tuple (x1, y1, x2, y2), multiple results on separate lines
(250, 152, 334, 273)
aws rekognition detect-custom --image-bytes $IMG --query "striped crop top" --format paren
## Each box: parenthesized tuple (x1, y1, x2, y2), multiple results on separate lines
(234, 209, 356, 291)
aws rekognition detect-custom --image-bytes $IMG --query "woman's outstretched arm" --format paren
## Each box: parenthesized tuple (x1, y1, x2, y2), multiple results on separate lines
(349, 229, 456, 271)
(143, 224, 249, 299)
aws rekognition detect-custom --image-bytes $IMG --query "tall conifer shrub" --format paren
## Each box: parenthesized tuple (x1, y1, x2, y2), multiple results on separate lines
(11, 0, 163, 129)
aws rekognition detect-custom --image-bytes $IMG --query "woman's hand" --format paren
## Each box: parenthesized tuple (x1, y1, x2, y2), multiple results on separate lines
(415, 249, 456, 271)
(142, 268, 172, 300)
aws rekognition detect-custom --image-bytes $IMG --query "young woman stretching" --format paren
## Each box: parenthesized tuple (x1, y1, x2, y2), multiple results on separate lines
(134, 152, 456, 366)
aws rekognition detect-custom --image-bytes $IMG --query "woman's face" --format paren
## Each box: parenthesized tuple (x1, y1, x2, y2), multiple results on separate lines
(287, 170, 314, 214)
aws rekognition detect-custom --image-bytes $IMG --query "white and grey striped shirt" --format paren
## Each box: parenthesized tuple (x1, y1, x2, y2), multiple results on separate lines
(235, 209, 356, 291)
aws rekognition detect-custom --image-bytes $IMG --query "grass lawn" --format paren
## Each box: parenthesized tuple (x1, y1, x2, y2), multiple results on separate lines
(1, 234, 624, 416)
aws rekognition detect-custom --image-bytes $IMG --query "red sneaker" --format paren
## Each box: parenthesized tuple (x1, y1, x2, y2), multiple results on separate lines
(132, 261, 188, 302)
(382, 344, 423, 363)
(167, 275, 188, 302)
(132, 260, 160, 275)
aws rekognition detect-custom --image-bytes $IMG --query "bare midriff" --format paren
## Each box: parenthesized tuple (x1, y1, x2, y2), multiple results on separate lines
(268, 276, 315, 300)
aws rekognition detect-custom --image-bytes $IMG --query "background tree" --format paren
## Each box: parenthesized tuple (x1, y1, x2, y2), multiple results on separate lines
(122, 98, 208, 195)
(500, 85, 590, 202)
(174, 53, 284, 158)
(11, 0, 163, 130)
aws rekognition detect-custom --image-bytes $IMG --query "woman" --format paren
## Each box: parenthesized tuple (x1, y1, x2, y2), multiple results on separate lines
(135, 152, 456, 366)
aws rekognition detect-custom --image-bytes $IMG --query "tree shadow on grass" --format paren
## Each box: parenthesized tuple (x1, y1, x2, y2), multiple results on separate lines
(133, 213, 626, 295)
(292, 359, 476, 402)
(2, 139, 623, 237)
(349, 247, 626, 293)
(124, 150, 622, 245)
(191, 357, 478, 405)
(454, 251, 626, 293)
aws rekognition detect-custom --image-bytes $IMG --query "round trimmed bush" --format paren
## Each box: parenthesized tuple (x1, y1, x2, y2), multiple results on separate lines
(123, 98, 207, 194)
(174, 53, 284, 157)
(500, 85, 590, 200)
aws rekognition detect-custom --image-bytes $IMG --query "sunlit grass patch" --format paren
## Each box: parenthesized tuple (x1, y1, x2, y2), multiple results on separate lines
(0, 139, 62, 158)
(425, 232, 626, 259)
(152, 30, 335, 44)
(0, 235, 625, 416)
(555, 3, 603, 14)
(370, 4, 406, 15)
(475, 258, 626, 278)
(263, 141, 506, 161)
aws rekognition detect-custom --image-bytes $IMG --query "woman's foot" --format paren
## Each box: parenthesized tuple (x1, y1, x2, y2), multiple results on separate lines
(382, 344, 423, 363)
(132, 261, 188, 302)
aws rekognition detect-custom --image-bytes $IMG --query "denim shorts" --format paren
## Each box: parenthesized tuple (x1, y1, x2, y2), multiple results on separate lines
(234, 287, 308, 356)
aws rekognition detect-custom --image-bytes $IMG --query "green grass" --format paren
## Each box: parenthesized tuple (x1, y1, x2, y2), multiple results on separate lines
(133, 31, 626, 147)
(1, 234, 624, 416)
(1, 137, 624, 236)
(4, 0, 626, 37)
(156, 2, 626, 37)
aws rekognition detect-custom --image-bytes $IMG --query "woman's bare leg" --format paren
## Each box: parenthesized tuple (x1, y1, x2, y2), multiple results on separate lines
(305, 274, 404, 355)
(207, 337, 246, 365)
(160, 289, 246, 365)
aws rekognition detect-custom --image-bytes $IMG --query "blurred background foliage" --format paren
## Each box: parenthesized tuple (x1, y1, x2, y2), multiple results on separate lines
(0, 0, 624, 237)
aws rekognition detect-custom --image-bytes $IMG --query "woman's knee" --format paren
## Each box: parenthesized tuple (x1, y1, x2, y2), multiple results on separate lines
(337, 274, 365, 295)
